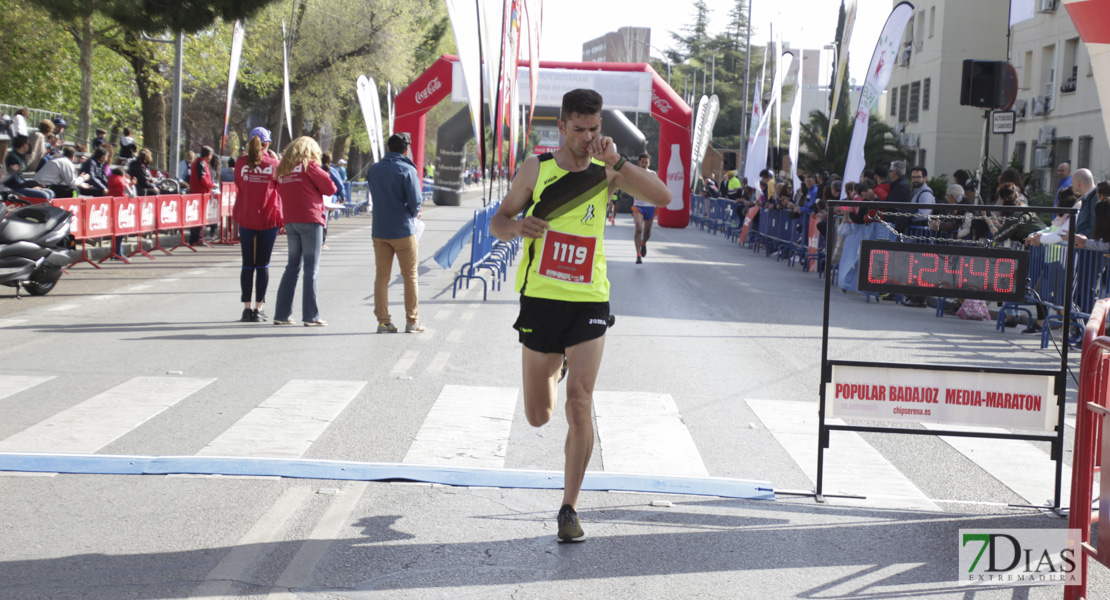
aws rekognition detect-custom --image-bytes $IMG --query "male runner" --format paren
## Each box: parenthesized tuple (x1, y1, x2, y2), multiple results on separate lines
(629, 152, 655, 264)
(490, 89, 672, 542)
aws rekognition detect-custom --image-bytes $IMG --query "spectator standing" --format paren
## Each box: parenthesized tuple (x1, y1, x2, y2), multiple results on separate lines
(1027, 186, 1079, 246)
(368, 133, 425, 334)
(79, 147, 110, 196)
(178, 150, 195, 182)
(1076, 195, 1110, 251)
(1070, 169, 1098, 237)
(895, 165, 936, 232)
(118, 127, 137, 161)
(725, 170, 742, 199)
(320, 151, 345, 249)
(336, 158, 348, 182)
(220, 157, 234, 183)
(887, 161, 911, 203)
(873, 164, 891, 200)
(1055, 162, 1072, 207)
(91, 128, 107, 151)
(187, 146, 215, 245)
(4, 136, 53, 200)
(34, 146, 92, 197)
(233, 127, 283, 323)
(127, 149, 158, 196)
(272, 136, 336, 327)
(12, 108, 28, 137)
(27, 120, 52, 172)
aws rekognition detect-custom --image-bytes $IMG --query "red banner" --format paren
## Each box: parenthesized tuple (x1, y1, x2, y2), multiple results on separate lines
(181, 194, 205, 227)
(138, 196, 157, 234)
(206, 192, 220, 225)
(50, 198, 84, 240)
(157, 195, 182, 231)
(220, 183, 236, 218)
(112, 196, 139, 236)
(83, 196, 113, 239)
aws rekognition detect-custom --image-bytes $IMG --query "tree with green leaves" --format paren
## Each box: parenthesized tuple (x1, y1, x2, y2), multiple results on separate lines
(797, 109, 905, 177)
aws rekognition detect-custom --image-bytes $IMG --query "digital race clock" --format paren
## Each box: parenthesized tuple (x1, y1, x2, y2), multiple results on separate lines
(857, 240, 1029, 301)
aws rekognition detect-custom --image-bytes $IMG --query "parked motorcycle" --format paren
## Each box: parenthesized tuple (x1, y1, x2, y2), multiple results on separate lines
(0, 197, 75, 297)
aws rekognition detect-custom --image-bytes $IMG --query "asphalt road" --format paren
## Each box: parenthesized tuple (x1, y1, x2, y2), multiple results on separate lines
(0, 190, 1105, 599)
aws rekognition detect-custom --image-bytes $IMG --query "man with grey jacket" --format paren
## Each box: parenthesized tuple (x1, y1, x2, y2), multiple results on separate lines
(368, 133, 425, 333)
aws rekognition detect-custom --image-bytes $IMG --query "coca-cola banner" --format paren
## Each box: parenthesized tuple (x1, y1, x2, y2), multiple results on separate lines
(50, 198, 83, 240)
(83, 197, 113, 239)
(206, 193, 220, 225)
(221, 182, 236, 216)
(157, 195, 183, 230)
(450, 63, 652, 112)
(112, 196, 139, 236)
(138, 196, 157, 234)
(180, 194, 205, 228)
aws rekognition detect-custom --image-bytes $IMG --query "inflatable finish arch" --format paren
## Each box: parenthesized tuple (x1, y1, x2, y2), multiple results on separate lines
(393, 55, 693, 228)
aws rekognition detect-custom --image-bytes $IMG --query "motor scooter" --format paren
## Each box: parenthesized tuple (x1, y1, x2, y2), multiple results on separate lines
(0, 196, 75, 297)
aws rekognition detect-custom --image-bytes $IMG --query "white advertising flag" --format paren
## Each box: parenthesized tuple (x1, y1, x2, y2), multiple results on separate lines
(1010, 0, 1036, 27)
(789, 87, 802, 193)
(689, 95, 708, 188)
(827, 0, 857, 151)
(842, 2, 915, 198)
(281, 20, 293, 139)
(445, 0, 486, 163)
(221, 20, 245, 157)
(356, 75, 381, 163)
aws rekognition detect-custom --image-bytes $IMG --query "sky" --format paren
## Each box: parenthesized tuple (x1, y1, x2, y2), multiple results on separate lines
(539, 0, 893, 88)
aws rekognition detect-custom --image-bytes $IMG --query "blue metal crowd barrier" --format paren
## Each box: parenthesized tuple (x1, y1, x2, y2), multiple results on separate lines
(452, 201, 519, 301)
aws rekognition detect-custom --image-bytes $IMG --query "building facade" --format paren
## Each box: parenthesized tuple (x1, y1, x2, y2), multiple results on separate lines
(581, 27, 650, 63)
(884, 0, 1109, 198)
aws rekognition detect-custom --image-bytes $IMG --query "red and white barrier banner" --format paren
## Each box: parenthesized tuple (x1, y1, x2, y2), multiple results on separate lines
(181, 193, 205, 228)
(50, 198, 84, 239)
(221, 182, 237, 216)
(138, 196, 157, 234)
(83, 196, 113, 239)
(112, 196, 139, 236)
(157, 195, 182, 230)
(206, 192, 220, 225)
(827, 364, 1058, 431)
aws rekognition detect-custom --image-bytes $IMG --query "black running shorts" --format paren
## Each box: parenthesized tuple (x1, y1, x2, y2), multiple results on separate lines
(513, 295, 610, 354)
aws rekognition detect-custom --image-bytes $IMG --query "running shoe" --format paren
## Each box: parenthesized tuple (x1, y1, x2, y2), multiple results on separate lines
(558, 355, 568, 383)
(240, 308, 253, 322)
(640, 244, 647, 256)
(304, 319, 328, 327)
(636, 255, 642, 264)
(557, 504, 585, 543)
(377, 322, 398, 333)
(405, 322, 426, 333)
(252, 308, 268, 322)
(273, 319, 295, 326)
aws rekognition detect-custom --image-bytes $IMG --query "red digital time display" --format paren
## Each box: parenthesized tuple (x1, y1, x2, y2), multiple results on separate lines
(857, 240, 1028, 301)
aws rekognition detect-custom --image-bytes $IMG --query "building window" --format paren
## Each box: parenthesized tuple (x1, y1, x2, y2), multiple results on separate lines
(1078, 136, 1093, 169)
(898, 83, 909, 123)
(1022, 51, 1033, 90)
(922, 78, 931, 110)
(1013, 141, 1027, 170)
(1042, 44, 1057, 97)
(916, 10, 925, 46)
(909, 81, 921, 122)
(929, 6, 936, 38)
(890, 87, 899, 116)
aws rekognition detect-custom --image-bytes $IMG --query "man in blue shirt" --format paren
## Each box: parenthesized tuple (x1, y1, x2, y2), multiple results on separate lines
(368, 133, 424, 334)
(1055, 162, 1072, 207)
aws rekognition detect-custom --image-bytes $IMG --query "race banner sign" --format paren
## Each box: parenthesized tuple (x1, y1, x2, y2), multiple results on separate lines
(827, 363, 1057, 431)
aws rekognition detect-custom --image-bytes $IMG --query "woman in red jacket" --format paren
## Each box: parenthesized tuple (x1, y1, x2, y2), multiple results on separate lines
(233, 127, 283, 322)
(272, 136, 336, 327)
(188, 146, 215, 245)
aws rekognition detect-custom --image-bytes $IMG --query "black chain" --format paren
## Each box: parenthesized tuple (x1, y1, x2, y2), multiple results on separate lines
(869, 210, 1032, 247)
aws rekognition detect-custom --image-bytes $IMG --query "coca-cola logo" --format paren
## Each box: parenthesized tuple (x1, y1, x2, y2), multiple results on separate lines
(666, 170, 683, 181)
(141, 202, 155, 227)
(415, 77, 442, 104)
(160, 200, 178, 224)
(651, 89, 672, 115)
(185, 199, 200, 223)
(89, 204, 110, 231)
(117, 203, 136, 229)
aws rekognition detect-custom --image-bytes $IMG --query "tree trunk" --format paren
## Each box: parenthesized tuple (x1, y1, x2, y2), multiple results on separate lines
(292, 103, 304, 139)
(76, 15, 94, 147)
(118, 33, 168, 170)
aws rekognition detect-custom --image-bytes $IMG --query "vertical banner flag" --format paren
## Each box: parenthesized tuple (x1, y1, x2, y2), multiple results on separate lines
(827, 0, 857, 151)
(698, 95, 720, 189)
(220, 20, 245, 157)
(281, 20, 293, 139)
(789, 85, 802, 192)
(842, 2, 915, 198)
(524, 0, 542, 133)
(1010, 0, 1036, 27)
(356, 75, 382, 163)
(1062, 0, 1110, 154)
(495, 0, 523, 177)
(774, 31, 783, 150)
(746, 53, 794, 191)
(743, 61, 767, 190)
(386, 82, 394, 136)
(445, 0, 485, 162)
(689, 95, 709, 188)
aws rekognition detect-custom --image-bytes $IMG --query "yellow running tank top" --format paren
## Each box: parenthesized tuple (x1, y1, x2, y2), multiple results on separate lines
(513, 153, 610, 302)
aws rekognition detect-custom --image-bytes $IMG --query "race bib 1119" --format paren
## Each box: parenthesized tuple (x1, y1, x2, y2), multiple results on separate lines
(537, 230, 597, 284)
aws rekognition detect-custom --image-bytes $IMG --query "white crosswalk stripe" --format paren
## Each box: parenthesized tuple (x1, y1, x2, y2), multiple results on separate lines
(749, 399, 940, 511)
(0, 375, 53, 401)
(0, 377, 213, 454)
(198, 380, 365, 458)
(404, 384, 518, 468)
(594, 391, 709, 477)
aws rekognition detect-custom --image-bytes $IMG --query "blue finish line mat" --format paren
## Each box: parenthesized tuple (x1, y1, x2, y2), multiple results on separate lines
(0, 452, 775, 500)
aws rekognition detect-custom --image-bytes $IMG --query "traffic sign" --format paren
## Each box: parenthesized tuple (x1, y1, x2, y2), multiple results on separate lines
(992, 110, 1016, 134)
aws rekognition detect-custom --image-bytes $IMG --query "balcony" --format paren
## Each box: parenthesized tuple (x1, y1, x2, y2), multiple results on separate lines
(1061, 76, 1077, 94)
